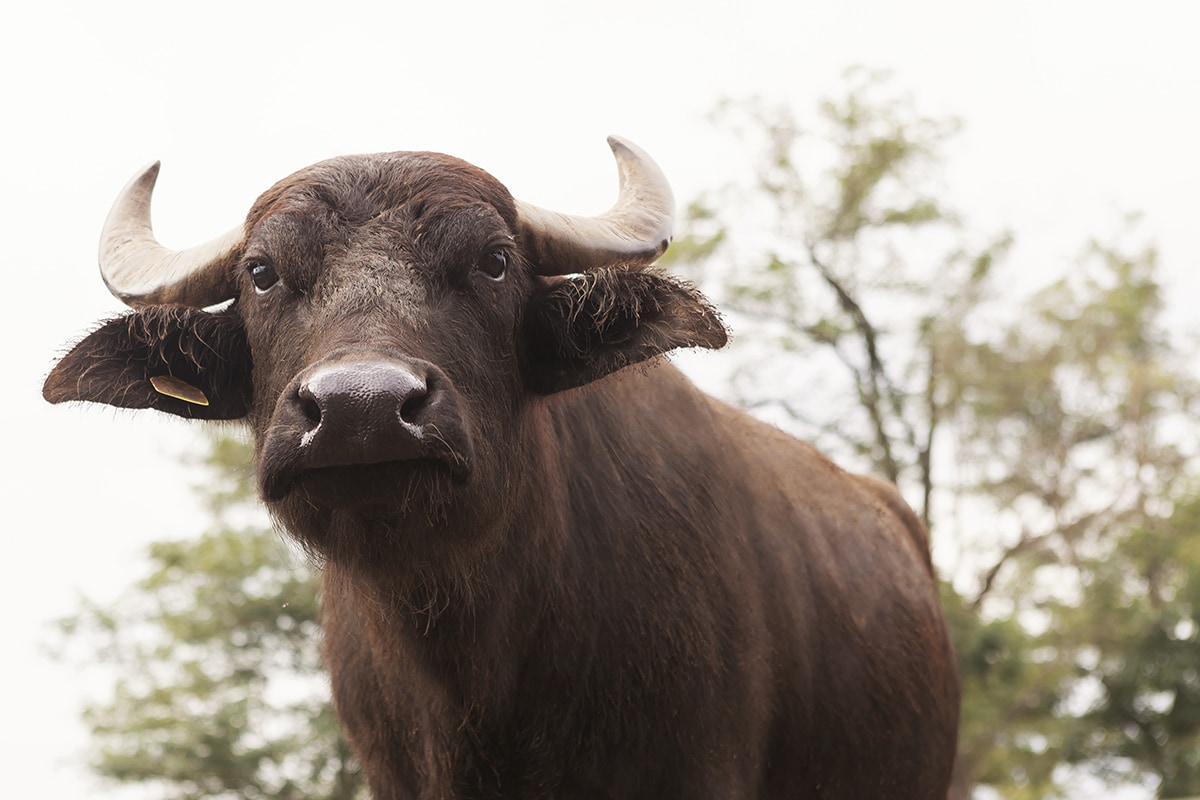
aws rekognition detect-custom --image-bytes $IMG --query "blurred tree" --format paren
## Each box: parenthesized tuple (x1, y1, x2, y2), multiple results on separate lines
(56, 432, 363, 800)
(962, 234, 1200, 797)
(943, 231, 1199, 798)
(665, 67, 1013, 532)
(1060, 495, 1200, 797)
(664, 71, 1029, 796)
(954, 231, 1194, 608)
(667, 70, 1200, 798)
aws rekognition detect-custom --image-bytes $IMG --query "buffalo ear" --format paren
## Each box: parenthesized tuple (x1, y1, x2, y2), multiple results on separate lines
(522, 269, 727, 394)
(43, 306, 252, 420)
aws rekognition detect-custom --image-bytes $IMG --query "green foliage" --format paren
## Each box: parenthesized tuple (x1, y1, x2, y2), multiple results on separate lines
(954, 226, 1196, 610)
(57, 432, 363, 800)
(945, 230, 1199, 798)
(1054, 496, 1200, 797)
(941, 582, 1071, 799)
(814, 67, 958, 242)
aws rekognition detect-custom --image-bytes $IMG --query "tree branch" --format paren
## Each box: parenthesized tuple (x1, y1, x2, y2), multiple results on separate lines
(806, 243, 915, 483)
(968, 527, 1046, 611)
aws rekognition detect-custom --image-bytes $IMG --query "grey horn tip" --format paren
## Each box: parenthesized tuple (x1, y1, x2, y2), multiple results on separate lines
(606, 135, 642, 159)
(133, 160, 162, 187)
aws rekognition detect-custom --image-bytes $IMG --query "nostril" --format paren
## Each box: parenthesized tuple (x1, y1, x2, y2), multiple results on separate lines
(399, 390, 428, 425)
(297, 391, 322, 427)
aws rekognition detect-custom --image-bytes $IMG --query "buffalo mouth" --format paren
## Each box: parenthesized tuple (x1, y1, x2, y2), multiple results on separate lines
(265, 455, 471, 509)
(255, 402, 475, 506)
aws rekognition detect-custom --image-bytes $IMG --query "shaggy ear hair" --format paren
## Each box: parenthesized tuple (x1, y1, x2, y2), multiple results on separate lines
(522, 269, 727, 394)
(43, 306, 252, 420)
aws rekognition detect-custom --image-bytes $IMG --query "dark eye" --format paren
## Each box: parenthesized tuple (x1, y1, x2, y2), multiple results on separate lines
(478, 250, 507, 282)
(248, 261, 279, 292)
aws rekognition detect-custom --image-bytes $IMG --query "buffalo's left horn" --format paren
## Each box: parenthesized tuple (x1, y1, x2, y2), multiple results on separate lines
(99, 162, 243, 308)
(516, 136, 675, 275)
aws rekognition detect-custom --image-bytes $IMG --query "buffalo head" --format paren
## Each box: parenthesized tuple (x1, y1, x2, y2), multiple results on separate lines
(44, 138, 726, 569)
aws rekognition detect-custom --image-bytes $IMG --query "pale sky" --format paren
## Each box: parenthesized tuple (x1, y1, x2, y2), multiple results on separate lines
(3, 1, 1198, 797)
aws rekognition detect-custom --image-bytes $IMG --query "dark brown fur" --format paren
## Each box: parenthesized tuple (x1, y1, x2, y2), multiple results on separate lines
(45, 151, 959, 799)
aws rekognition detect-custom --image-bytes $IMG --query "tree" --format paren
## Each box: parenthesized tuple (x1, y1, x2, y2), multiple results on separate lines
(664, 72, 1034, 796)
(668, 71, 1200, 798)
(665, 68, 1012, 532)
(56, 432, 364, 800)
(943, 230, 1200, 798)
(961, 232, 1200, 797)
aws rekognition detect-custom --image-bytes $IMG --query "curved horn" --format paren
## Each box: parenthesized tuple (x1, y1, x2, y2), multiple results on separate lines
(516, 136, 675, 275)
(99, 162, 243, 308)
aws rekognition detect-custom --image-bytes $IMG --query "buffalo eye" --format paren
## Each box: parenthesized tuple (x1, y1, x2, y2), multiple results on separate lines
(477, 250, 507, 282)
(248, 261, 280, 293)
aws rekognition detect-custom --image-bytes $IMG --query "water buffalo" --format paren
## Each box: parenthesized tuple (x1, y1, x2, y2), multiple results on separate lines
(45, 138, 959, 798)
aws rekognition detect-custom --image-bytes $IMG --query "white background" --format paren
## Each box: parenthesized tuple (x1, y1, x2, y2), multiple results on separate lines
(3, 1, 1197, 797)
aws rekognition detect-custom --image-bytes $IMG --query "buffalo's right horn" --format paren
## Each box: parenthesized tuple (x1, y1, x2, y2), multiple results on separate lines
(99, 162, 243, 309)
(516, 136, 675, 275)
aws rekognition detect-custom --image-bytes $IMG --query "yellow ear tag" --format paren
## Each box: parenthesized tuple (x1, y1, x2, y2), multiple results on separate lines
(150, 375, 210, 407)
